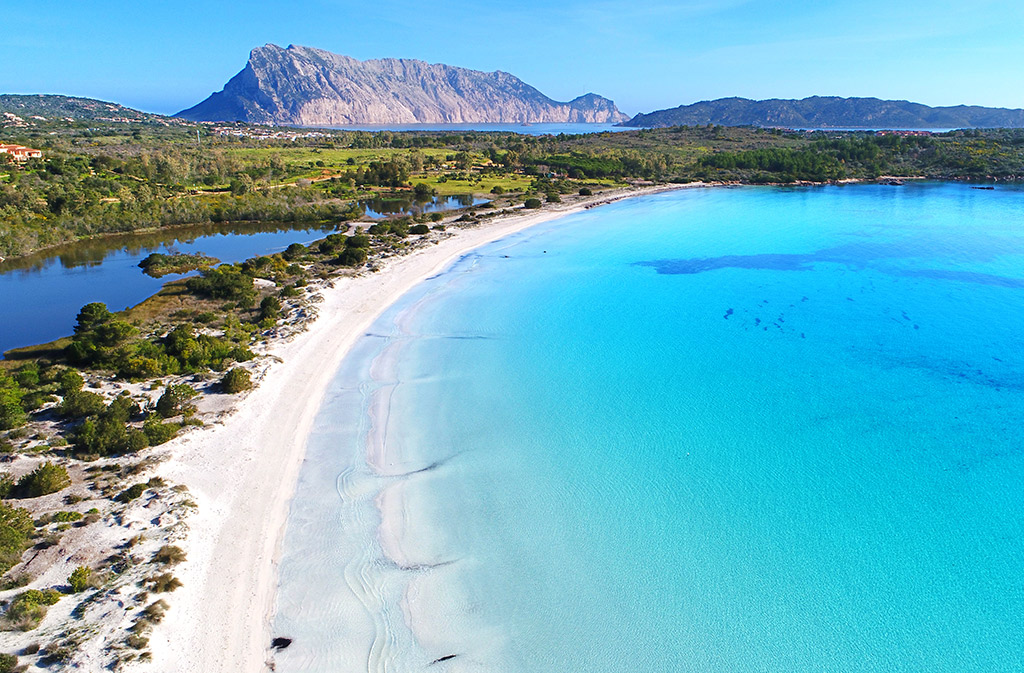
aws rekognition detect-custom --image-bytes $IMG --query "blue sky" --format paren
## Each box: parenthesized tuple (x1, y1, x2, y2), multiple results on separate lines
(3, 0, 1023, 115)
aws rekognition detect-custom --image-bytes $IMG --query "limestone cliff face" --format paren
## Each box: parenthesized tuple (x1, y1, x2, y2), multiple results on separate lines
(177, 44, 628, 125)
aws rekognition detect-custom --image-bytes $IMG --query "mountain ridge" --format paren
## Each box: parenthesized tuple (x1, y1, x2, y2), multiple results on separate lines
(622, 96, 1024, 129)
(0, 94, 175, 123)
(177, 44, 628, 126)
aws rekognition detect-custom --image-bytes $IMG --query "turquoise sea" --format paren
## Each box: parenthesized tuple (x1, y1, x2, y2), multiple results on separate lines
(273, 183, 1024, 672)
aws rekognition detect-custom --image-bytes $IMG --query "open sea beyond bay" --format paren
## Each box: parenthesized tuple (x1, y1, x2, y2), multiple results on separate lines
(273, 183, 1024, 672)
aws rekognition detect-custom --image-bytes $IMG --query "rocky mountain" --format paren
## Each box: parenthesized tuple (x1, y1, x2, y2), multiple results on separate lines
(177, 44, 628, 126)
(622, 96, 1024, 129)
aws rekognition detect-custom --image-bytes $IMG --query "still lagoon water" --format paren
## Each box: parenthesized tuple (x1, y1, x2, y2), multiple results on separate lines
(0, 193, 482, 355)
(0, 222, 336, 355)
(274, 182, 1024, 672)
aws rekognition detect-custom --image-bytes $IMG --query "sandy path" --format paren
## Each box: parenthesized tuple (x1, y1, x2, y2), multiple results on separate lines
(145, 184, 692, 672)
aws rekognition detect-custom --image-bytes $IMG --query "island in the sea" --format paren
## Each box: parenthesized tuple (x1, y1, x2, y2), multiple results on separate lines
(176, 44, 628, 126)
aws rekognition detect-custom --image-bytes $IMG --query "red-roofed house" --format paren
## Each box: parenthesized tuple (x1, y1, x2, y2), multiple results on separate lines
(0, 144, 43, 161)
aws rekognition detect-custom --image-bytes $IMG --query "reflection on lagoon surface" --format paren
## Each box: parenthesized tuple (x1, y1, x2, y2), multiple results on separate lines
(1, 221, 338, 276)
(0, 221, 340, 356)
(358, 193, 488, 218)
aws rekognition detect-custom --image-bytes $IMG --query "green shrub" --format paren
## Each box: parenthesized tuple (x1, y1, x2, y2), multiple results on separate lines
(58, 390, 105, 419)
(155, 384, 197, 418)
(74, 302, 113, 334)
(0, 474, 13, 499)
(579, 187, 593, 196)
(523, 198, 542, 209)
(546, 192, 561, 203)
(408, 224, 430, 235)
(490, 185, 505, 194)
(0, 652, 16, 672)
(66, 303, 138, 365)
(282, 243, 306, 261)
(67, 566, 91, 592)
(14, 365, 39, 389)
(0, 373, 28, 431)
(346, 234, 371, 249)
(142, 418, 180, 446)
(16, 462, 71, 498)
(3, 589, 61, 631)
(52, 511, 83, 523)
(0, 502, 33, 574)
(259, 296, 281, 322)
(115, 484, 147, 504)
(220, 368, 252, 394)
(185, 265, 256, 306)
(20, 391, 56, 411)
(335, 246, 368, 267)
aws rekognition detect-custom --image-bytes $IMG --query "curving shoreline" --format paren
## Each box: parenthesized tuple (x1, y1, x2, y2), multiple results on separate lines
(143, 183, 697, 672)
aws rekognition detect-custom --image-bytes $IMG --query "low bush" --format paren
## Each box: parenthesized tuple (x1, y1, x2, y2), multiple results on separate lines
(155, 384, 197, 418)
(579, 187, 593, 196)
(115, 484, 147, 504)
(2, 589, 61, 631)
(127, 633, 149, 649)
(58, 390, 105, 419)
(142, 418, 180, 446)
(0, 652, 17, 672)
(144, 573, 182, 593)
(259, 296, 281, 322)
(16, 462, 71, 498)
(141, 599, 169, 623)
(408, 224, 430, 235)
(335, 246, 368, 267)
(68, 566, 91, 593)
(523, 198, 542, 209)
(0, 503, 33, 574)
(220, 368, 252, 394)
(185, 265, 256, 306)
(57, 369, 84, 395)
(153, 545, 186, 565)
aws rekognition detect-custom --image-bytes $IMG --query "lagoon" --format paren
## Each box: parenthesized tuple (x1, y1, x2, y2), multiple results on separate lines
(0, 193, 486, 356)
(0, 222, 337, 356)
(274, 182, 1024, 672)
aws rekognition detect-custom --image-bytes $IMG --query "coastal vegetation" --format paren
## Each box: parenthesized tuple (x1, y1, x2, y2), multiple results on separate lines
(3, 111, 1024, 259)
(138, 252, 219, 277)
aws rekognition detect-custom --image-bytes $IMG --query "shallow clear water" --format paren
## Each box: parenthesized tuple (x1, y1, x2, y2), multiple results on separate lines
(274, 182, 1024, 672)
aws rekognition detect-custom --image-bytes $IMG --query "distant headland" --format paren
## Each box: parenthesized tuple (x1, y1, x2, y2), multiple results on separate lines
(621, 96, 1024, 129)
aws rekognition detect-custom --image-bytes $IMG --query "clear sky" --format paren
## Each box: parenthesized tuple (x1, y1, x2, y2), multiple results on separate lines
(3, 0, 1023, 116)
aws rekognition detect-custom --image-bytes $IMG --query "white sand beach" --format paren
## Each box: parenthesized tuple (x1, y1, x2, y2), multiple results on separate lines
(144, 184, 692, 672)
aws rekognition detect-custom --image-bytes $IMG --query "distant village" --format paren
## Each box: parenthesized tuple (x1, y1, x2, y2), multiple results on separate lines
(206, 123, 334, 141)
